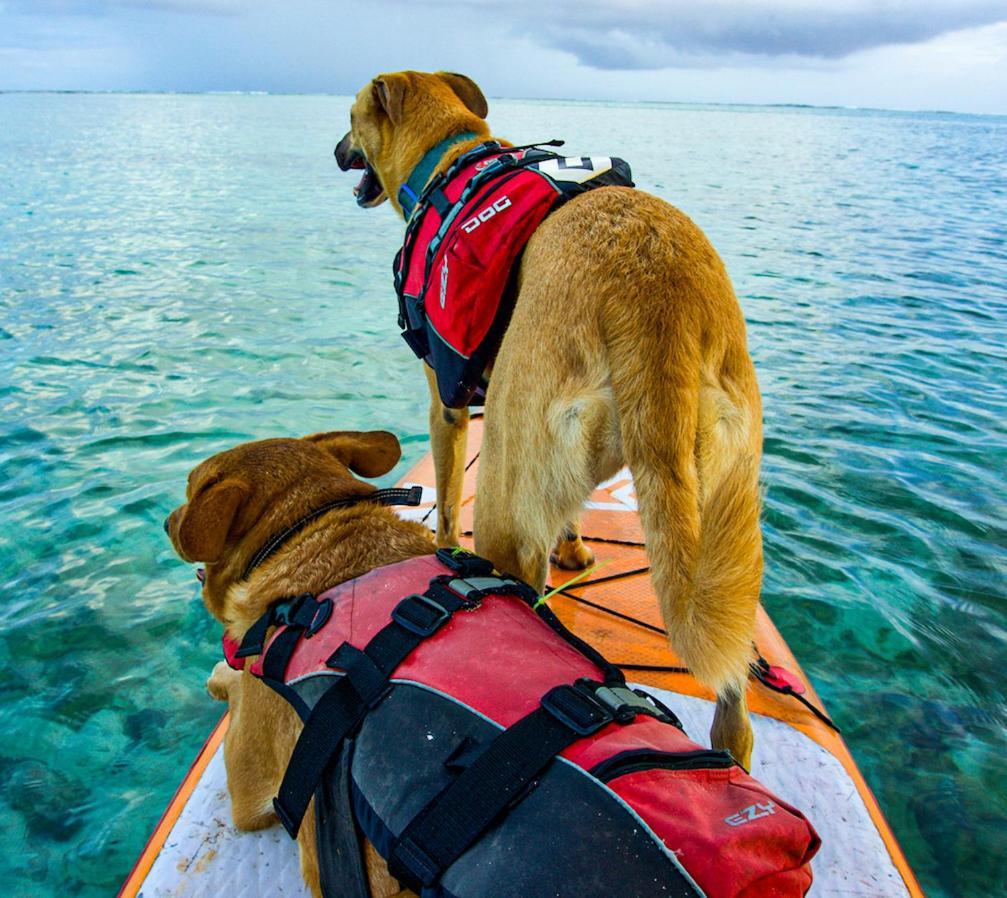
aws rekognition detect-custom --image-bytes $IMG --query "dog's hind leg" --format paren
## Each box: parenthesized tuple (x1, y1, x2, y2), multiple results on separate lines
(475, 364, 619, 592)
(424, 365, 469, 548)
(473, 445, 555, 592)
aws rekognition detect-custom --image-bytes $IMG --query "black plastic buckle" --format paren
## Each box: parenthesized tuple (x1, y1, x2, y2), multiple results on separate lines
(391, 594, 451, 637)
(272, 593, 331, 638)
(435, 548, 495, 578)
(540, 683, 613, 736)
(234, 593, 326, 659)
(597, 683, 675, 725)
(303, 598, 332, 639)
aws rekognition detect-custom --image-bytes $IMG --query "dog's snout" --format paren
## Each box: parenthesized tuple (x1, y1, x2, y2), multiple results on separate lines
(163, 515, 171, 535)
(334, 132, 356, 170)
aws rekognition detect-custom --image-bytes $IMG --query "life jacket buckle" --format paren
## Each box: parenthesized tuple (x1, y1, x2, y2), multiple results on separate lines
(589, 682, 682, 728)
(392, 593, 451, 637)
(272, 593, 331, 639)
(540, 682, 613, 736)
(435, 547, 495, 578)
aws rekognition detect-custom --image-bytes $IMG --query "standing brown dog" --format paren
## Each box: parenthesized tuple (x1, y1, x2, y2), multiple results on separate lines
(336, 71, 763, 768)
(166, 430, 431, 897)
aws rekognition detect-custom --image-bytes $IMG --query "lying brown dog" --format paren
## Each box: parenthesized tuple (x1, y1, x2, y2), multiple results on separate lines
(336, 71, 763, 768)
(166, 430, 431, 897)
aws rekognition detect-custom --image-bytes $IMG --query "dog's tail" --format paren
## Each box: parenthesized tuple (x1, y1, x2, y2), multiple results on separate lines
(607, 302, 762, 697)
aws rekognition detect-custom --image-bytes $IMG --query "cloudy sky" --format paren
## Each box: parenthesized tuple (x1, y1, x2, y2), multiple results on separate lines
(2, 0, 1006, 114)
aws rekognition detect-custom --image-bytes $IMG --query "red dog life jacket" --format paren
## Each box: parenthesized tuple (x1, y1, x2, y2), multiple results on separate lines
(228, 549, 820, 898)
(394, 141, 634, 408)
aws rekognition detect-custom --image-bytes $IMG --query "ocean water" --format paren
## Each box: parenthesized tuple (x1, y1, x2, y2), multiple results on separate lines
(0, 92, 1004, 897)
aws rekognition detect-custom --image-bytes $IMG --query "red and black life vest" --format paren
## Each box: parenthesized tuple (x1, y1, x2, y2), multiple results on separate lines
(394, 139, 634, 408)
(227, 548, 820, 898)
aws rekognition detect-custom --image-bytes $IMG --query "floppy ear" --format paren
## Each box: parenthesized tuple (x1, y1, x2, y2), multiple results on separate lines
(436, 72, 488, 118)
(372, 74, 408, 125)
(176, 479, 248, 563)
(305, 430, 402, 478)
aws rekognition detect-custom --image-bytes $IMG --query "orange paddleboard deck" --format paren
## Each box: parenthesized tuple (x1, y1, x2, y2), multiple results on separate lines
(121, 419, 924, 897)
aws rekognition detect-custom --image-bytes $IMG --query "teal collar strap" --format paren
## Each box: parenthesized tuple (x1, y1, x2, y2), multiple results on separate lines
(397, 131, 479, 220)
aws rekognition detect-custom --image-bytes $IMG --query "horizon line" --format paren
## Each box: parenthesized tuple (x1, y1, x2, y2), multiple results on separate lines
(1, 88, 1004, 119)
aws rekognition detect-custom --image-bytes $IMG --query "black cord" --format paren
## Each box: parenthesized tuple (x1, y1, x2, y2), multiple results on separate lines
(554, 589, 667, 635)
(616, 662, 691, 675)
(563, 566, 650, 589)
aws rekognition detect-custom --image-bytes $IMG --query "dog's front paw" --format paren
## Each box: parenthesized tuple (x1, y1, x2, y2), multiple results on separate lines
(435, 530, 463, 550)
(551, 535, 596, 570)
(207, 661, 239, 701)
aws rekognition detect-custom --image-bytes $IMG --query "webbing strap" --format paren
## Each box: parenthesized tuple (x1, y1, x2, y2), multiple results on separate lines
(315, 741, 370, 898)
(398, 131, 479, 220)
(388, 682, 616, 890)
(273, 675, 368, 837)
(242, 486, 423, 581)
(272, 582, 476, 837)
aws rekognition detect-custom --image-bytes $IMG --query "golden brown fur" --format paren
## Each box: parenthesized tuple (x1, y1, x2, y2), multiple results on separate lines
(167, 430, 431, 897)
(339, 71, 764, 767)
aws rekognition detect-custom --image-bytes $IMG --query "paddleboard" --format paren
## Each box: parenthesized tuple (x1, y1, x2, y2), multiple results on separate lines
(121, 418, 924, 897)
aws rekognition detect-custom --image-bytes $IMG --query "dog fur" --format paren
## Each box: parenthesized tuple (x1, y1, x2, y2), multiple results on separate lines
(166, 430, 431, 897)
(337, 71, 763, 768)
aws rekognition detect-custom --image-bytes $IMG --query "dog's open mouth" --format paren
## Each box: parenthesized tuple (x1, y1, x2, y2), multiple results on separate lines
(335, 136, 385, 208)
(352, 161, 384, 207)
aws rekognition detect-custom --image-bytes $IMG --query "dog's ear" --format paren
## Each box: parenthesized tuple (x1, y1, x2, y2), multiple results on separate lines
(176, 479, 248, 563)
(305, 430, 402, 478)
(436, 72, 488, 119)
(372, 74, 408, 125)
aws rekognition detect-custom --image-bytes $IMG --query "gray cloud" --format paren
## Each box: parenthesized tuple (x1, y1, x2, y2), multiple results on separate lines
(2, 0, 1005, 113)
(439, 0, 1007, 69)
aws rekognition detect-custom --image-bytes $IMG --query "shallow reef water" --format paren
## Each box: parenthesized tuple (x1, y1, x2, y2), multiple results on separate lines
(0, 93, 1005, 896)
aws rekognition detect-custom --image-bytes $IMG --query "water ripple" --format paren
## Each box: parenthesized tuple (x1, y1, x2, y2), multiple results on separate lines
(1, 94, 1005, 897)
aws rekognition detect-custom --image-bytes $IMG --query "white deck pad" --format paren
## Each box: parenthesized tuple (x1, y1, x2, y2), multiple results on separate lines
(138, 692, 909, 897)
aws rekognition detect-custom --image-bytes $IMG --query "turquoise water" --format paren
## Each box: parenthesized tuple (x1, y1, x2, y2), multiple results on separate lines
(1, 93, 1004, 896)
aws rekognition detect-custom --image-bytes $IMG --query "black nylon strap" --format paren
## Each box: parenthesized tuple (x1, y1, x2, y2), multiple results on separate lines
(242, 486, 423, 581)
(328, 643, 388, 706)
(239, 592, 327, 661)
(316, 740, 370, 898)
(274, 676, 367, 837)
(262, 625, 306, 683)
(388, 683, 614, 890)
(428, 188, 451, 217)
(272, 587, 471, 838)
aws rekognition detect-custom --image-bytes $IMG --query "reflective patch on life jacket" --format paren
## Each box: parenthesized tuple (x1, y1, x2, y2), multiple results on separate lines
(460, 194, 512, 233)
(528, 155, 615, 184)
(725, 801, 779, 827)
(438, 256, 448, 309)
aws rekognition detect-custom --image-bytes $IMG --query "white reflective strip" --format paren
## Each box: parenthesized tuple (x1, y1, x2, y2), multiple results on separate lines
(531, 156, 615, 184)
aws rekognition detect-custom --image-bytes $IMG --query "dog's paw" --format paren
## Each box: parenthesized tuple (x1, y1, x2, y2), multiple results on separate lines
(435, 531, 463, 551)
(551, 536, 595, 570)
(207, 661, 239, 701)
